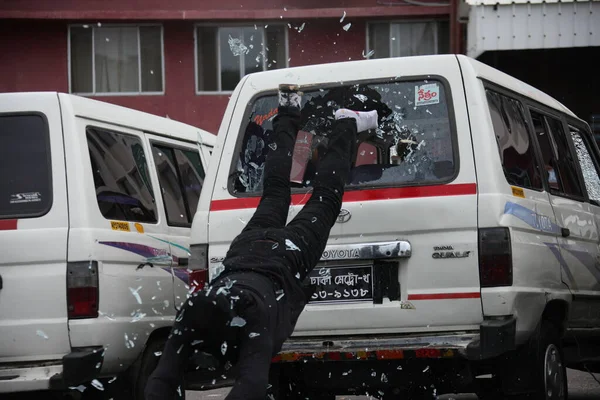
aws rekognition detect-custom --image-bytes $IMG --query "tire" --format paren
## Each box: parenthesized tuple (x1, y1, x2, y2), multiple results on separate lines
(531, 321, 568, 400)
(495, 320, 568, 400)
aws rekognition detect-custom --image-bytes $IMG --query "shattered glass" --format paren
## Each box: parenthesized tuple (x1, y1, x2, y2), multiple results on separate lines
(234, 79, 455, 194)
(571, 129, 600, 202)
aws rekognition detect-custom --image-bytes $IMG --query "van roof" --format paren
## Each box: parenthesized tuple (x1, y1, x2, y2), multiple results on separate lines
(0, 92, 216, 146)
(243, 54, 577, 119)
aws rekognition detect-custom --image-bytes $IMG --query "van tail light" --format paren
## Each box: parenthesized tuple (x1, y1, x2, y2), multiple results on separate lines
(189, 244, 209, 292)
(478, 228, 513, 287)
(67, 261, 99, 319)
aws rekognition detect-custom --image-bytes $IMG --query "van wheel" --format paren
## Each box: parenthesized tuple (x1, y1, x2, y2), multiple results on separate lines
(133, 337, 185, 400)
(499, 321, 568, 400)
(534, 321, 568, 400)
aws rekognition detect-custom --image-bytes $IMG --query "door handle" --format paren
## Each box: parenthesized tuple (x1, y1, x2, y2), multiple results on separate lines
(0, 274, 2, 290)
(136, 262, 154, 270)
(561, 228, 570, 238)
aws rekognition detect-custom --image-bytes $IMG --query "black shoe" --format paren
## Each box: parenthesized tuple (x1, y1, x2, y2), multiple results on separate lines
(278, 84, 302, 109)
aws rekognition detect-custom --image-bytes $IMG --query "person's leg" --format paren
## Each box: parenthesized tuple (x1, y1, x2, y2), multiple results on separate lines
(241, 85, 302, 232)
(145, 292, 233, 400)
(285, 110, 378, 279)
(224, 292, 275, 400)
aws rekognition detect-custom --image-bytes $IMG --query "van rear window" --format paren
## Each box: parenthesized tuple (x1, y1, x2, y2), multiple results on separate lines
(0, 114, 52, 218)
(232, 78, 456, 194)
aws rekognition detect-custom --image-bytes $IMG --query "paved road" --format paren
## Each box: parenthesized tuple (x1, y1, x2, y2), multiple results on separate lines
(187, 369, 600, 399)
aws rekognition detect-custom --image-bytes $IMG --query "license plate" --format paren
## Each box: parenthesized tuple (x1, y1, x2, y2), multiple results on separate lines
(306, 265, 373, 303)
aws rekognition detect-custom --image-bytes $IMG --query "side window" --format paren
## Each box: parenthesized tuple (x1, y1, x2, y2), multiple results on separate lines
(547, 116, 584, 198)
(152, 145, 188, 225)
(570, 126, 600, 203)
(530, 111, 584, 198)
(87, 127, 157, 223)
(174, 149, 205, 217)
(486, 90, 542, 190)
(530, 111, 560, 191)
(152, 144, 205, 226)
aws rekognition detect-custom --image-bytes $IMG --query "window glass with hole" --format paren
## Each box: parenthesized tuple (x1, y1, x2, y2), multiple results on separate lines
(570, 126, 600, 202)
(232, 78, 456, 194)
(486, 90, 542, 190)
(87, 128, 157, 223)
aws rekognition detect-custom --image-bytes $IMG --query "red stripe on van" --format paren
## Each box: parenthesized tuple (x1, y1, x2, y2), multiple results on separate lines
(210, 183, 477, 211)
(0, 219, 17, 230)
(408, 292, 481, 300)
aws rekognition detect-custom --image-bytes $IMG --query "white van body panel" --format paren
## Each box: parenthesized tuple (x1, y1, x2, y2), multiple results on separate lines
(458, 57, 572, 344)
(0, 93, 71, 364)
(58, 94, 215, 374)
(0, 92, 214, 391)
(203, 55, 483, 336)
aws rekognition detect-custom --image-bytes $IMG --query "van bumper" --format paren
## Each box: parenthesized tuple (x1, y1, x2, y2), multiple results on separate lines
(0, 346, 104, 393)
(49, 346, 105, 390)
(273, 317, 516, 363)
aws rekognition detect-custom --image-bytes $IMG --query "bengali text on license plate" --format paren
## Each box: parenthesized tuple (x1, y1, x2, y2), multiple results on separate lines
(307, 265, 373, 303)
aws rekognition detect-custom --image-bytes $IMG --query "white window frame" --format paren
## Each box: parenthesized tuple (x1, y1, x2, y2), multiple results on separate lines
(365, 19, 446, 59)
(67, 23, 165, 96)
(194, 23, 289, 95)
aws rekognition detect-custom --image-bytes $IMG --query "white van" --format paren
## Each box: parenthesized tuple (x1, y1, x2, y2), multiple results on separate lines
(0, 92, 215, 398)
(190, 55, 600, 398)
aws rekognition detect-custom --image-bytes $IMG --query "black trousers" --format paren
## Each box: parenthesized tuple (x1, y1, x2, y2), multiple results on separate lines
(145, 108, 357, 400)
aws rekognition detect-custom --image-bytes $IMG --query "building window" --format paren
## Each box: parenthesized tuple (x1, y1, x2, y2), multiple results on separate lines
(367, 21, 449, 58)
(69, 25, 164, 95)
(196, 25, 287, 93)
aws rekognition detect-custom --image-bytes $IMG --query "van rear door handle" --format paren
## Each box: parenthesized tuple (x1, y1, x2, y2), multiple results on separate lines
(561, 228, 570, 237)
(0, 274, 2, 289)
(319, 241, 411, 262)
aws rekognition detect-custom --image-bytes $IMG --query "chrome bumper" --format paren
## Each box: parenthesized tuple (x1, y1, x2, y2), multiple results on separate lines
(274, 332, 480, 363)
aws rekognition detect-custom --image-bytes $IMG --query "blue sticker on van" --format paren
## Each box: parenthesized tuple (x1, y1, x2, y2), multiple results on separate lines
(504, 201, 600, 287)
(504, 201, 561, 234)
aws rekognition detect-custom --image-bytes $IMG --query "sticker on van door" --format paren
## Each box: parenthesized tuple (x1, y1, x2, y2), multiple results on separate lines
(415, 84, 440, 107)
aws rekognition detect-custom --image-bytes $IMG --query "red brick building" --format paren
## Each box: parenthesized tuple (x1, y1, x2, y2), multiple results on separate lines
(0, 0, 462, 133)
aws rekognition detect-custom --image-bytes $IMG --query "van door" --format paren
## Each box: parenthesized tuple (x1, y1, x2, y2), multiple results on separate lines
(146, 134, 209, 309)
(561, 121, 600, 328)
(209, 62, 482, 335)
(64, 120, 175, 372)
(0, 94, 71, 363)
(528, 110, 600, 327)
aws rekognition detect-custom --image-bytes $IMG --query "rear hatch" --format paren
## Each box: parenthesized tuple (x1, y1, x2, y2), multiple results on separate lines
(0, 93, 71, 363)
(207, 56, 482, 336)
